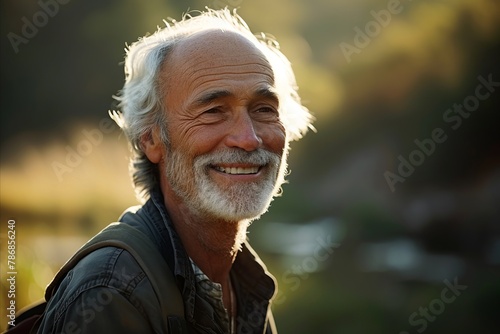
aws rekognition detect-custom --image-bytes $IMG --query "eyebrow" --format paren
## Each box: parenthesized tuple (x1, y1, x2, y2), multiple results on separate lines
(255, 87, 280, 105)
(194, 90, 232, 106)
(193, 87, 280, 107)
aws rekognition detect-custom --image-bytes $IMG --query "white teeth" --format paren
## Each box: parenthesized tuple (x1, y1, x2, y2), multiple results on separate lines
(215, 166, 259, 174)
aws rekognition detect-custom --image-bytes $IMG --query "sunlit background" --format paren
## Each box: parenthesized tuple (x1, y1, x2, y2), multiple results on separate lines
(1, 0, 499, 333)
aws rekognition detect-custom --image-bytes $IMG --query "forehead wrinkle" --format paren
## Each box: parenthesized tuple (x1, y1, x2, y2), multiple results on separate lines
(188, 71, 275, 90)
(170, 42, 274, 80)
(182, 61, 275, 83)
(186, 54, 272, 69)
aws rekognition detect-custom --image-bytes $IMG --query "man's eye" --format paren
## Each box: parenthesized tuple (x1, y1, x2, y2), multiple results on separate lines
(204, 107, 222, 114)
(198, 107, 226, 124)
(253, 106, 280, 122)
(256, 107, 278, 113)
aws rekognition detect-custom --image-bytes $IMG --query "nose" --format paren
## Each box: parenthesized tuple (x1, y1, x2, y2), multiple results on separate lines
(224, 112, 262, 151)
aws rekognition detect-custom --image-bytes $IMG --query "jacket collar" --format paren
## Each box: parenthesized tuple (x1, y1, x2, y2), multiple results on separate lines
(133, 187, 276, 331)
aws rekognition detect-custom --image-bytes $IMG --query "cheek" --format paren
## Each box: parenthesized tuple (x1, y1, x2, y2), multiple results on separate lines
(171, 122, 224, 157)
(260, 123, 287, 155)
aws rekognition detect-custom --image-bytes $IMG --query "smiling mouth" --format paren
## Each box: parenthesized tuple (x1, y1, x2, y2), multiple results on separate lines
(212, 165, 261, 175)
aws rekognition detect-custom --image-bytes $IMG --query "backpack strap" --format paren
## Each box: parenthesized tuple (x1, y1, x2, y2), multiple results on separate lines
(45, 223, 187, 333)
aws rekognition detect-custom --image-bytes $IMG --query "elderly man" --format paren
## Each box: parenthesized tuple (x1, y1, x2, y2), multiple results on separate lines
(37, 8, 313, 334)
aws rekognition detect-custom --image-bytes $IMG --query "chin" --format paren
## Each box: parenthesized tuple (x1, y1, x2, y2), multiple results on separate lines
(197, 189, 275, 223)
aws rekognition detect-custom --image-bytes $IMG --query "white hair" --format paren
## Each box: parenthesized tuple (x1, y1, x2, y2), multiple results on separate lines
(110, 8, 314, 201)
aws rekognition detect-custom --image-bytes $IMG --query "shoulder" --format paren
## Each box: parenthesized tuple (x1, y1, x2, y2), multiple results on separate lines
(67, 246, 147, 295)
(39, 247, 159, 333)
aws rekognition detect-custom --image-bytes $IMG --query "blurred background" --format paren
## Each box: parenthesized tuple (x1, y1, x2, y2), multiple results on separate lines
(1, 0, 499, 333)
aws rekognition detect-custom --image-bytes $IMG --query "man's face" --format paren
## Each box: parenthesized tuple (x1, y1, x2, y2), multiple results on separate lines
(158, 30, 288, 222)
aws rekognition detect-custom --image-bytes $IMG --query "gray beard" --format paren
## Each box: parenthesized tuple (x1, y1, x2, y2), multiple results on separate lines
(164, 147, 287, 222)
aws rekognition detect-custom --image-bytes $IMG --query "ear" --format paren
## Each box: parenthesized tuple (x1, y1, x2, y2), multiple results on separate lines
(141, 127, 164, 164)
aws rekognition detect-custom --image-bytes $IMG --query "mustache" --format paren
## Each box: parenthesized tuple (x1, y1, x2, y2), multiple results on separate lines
(194, 148, 280, 167)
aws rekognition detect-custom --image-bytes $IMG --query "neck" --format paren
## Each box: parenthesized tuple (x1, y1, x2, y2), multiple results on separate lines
(164, 196, 248, 283)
